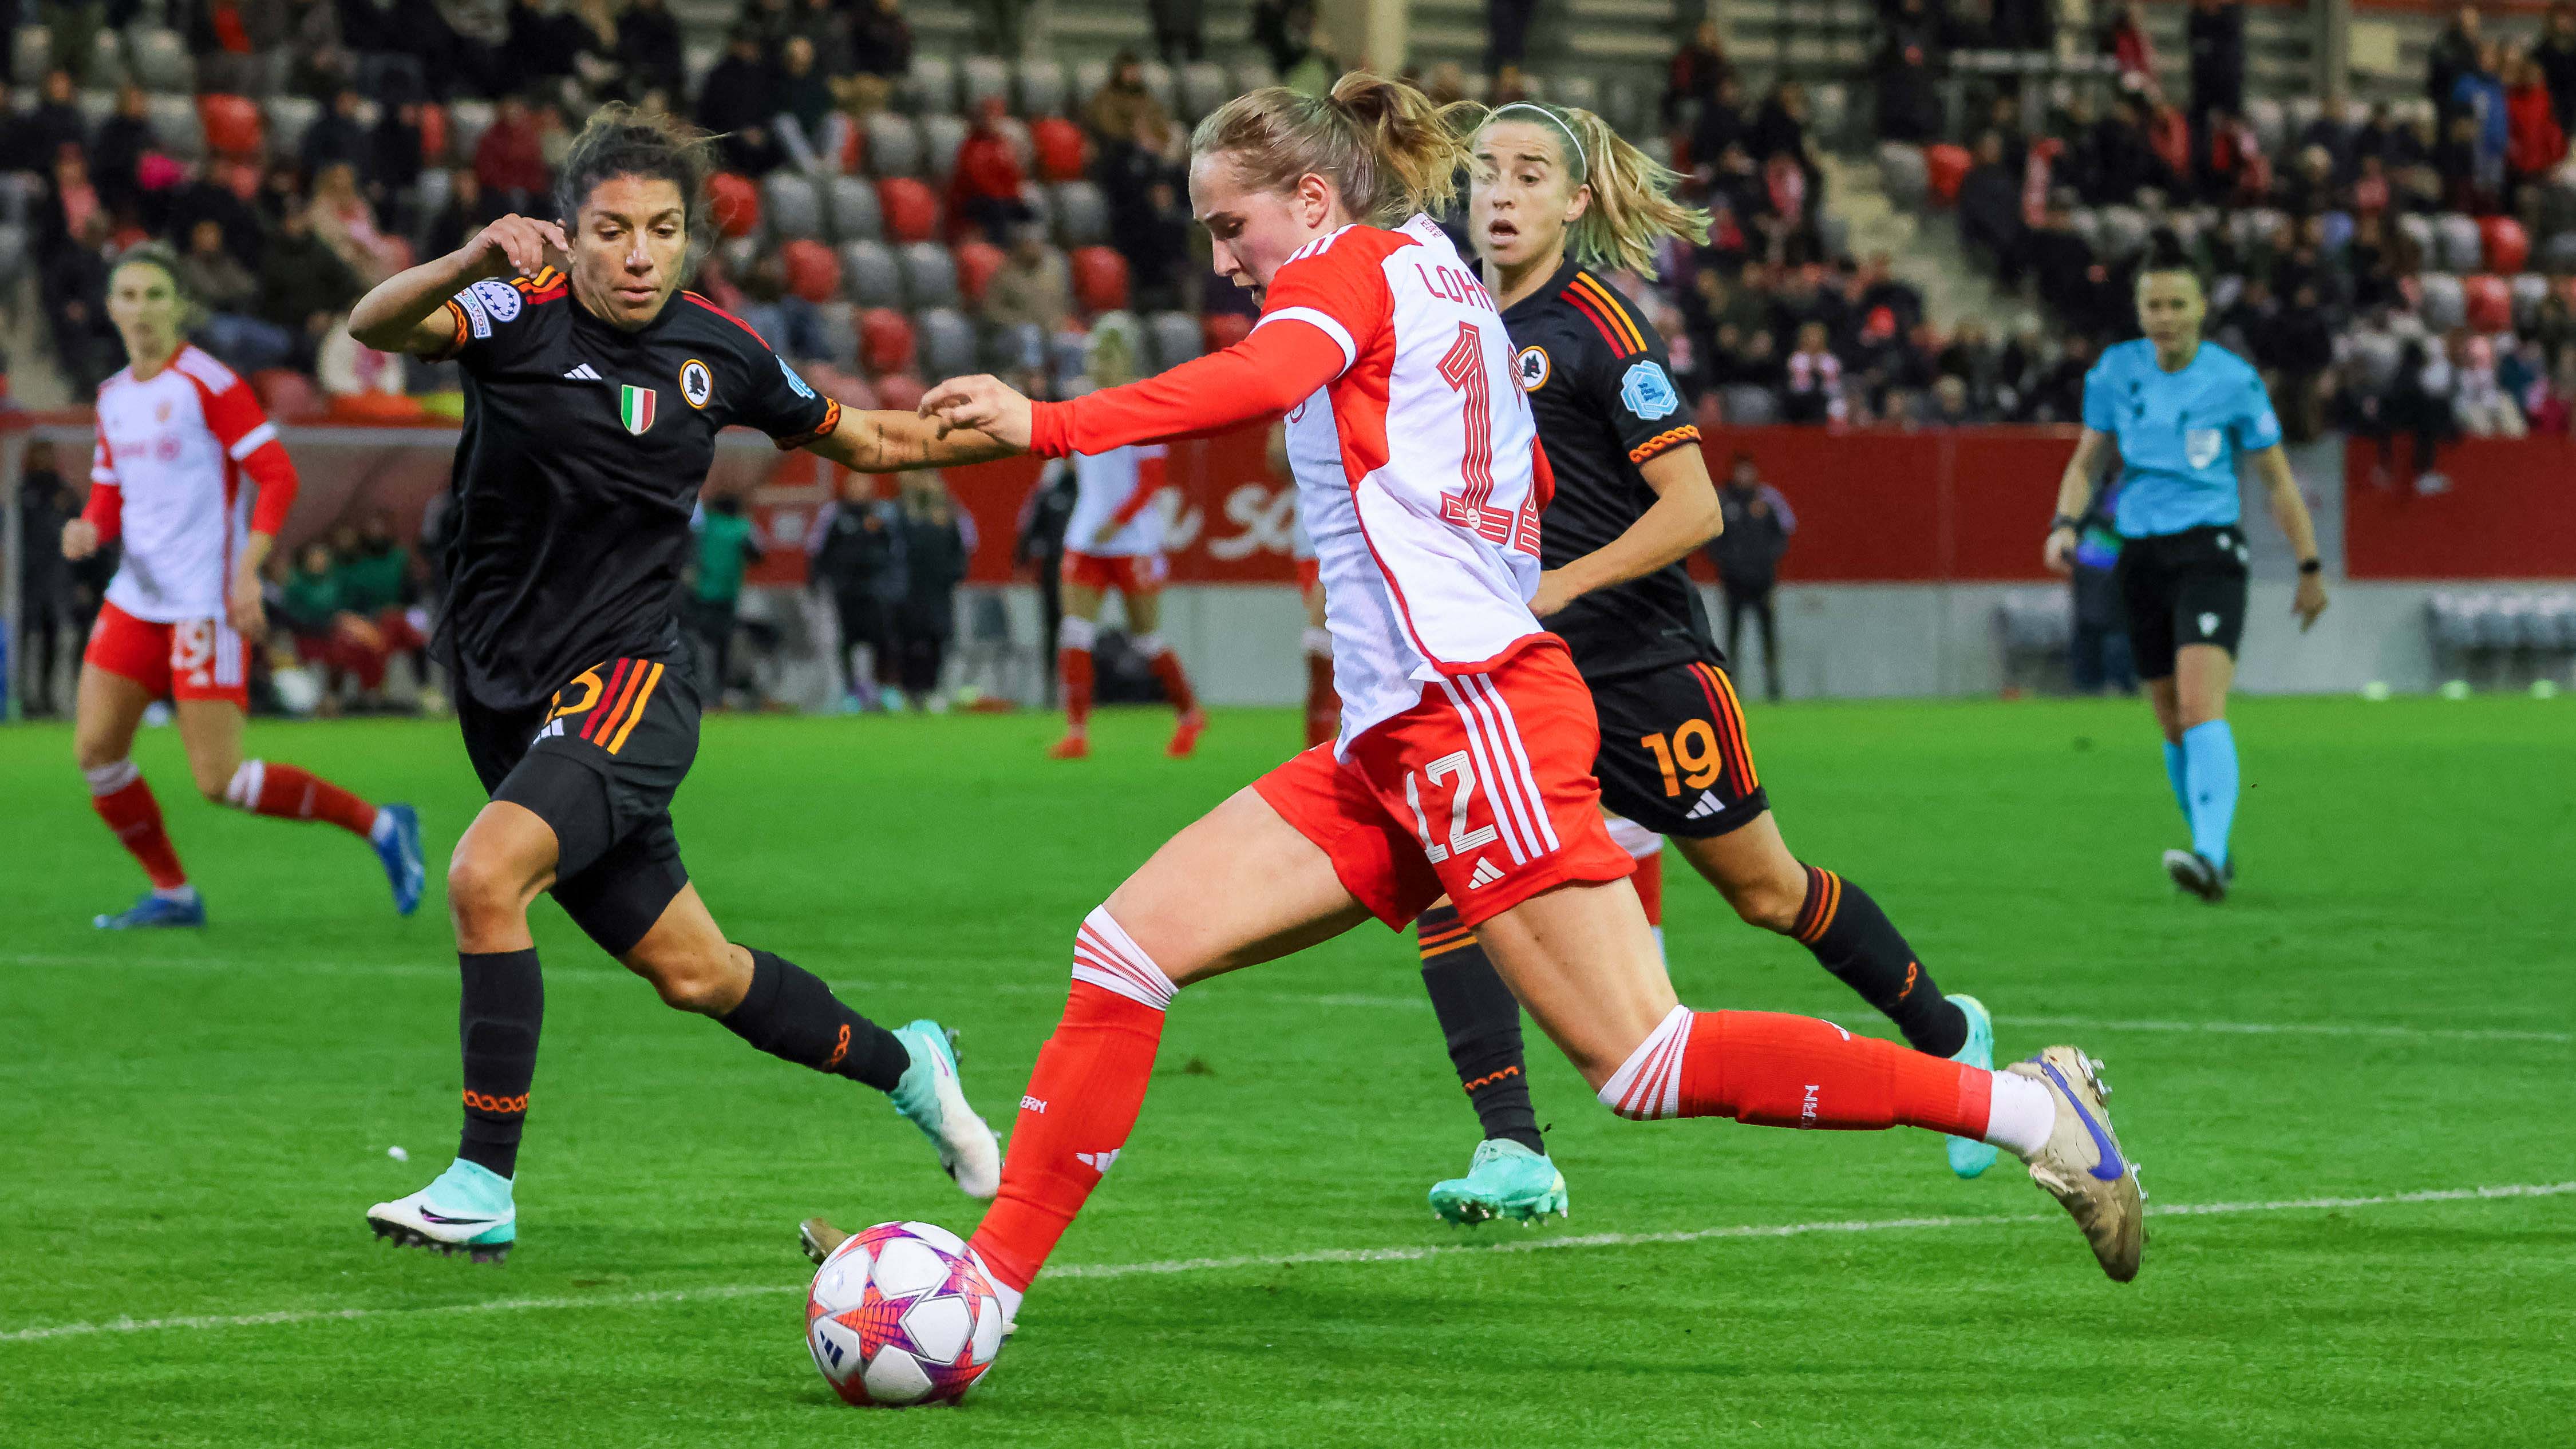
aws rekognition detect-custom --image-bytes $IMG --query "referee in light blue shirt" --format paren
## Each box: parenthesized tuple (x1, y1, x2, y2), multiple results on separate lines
(2045, 249, 2329, 903)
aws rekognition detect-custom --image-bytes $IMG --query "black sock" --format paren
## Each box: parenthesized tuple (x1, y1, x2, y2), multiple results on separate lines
(457, 948, 543, 1181)
(1786, 865, 1967, 1058)
(720, 949, 910, 1092)
(1416, 904, 1544, 1153)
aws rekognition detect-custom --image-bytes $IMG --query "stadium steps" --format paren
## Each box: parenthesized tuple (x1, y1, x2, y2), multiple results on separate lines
(7, 269, 74, 410)
(1820, 149, 2035, 338)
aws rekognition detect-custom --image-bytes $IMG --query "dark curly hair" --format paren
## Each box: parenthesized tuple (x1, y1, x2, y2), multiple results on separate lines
(552, 104, 720, 262)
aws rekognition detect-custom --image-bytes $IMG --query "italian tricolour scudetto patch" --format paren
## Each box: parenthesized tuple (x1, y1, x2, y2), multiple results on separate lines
(619, 385, 658, 435)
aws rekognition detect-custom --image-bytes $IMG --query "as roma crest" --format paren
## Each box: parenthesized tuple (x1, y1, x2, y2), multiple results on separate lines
(679, 359, 712, 409)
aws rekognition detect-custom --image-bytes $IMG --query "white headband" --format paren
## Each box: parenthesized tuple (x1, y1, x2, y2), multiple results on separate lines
(1490, 103, 1587, 179)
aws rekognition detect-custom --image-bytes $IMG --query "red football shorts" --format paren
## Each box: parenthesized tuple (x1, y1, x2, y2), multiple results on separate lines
(1061, 550, 1167, 594)
(84, 600, 251, 708)
(1254, 636, 1634, 929)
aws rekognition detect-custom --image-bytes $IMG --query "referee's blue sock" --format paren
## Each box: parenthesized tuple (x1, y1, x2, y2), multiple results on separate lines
(2162, 741, 2192, 823)
(2180, 720, 2238, 868)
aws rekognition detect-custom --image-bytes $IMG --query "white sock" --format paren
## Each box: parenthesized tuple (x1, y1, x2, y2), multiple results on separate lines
(1982, 1070, 2056, 1158)
(153, 884, 198, 904)
(368, 809, 394, 842)
(990, 1277, 1024, 1325)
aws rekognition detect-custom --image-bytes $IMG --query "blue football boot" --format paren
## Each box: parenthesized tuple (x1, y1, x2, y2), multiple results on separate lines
(1427, 1139, 1569, 1226)
(1945, 993, 2000, 1178)
(373, 803, 426, 916)
(368, 1158, 516, 1263)
(94, 890, 206, 929)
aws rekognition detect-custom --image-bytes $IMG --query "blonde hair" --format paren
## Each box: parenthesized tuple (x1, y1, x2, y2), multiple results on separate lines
(1189, 72, 1471, 228)
(1469, 101, 1709, 274)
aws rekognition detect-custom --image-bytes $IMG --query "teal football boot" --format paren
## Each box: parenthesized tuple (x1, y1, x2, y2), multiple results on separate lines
(1427, 1139, 1569, 1225)
(1946, 993, 2000, 1178)
(367, 1158, 517, 1262)
(890, 1021, 1002, 1199)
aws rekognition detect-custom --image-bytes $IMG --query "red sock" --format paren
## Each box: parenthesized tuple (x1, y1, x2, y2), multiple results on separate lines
(1632, 853, 1664, 928)
(1147, 648, 1197, 715)
(88, 764, 188, 889)
(226, 759, 379, 838)
(1604, 1007, 1990, 1138)
(969, 909, 1172, 1292)
(1302, 648, 1338, 748)
(1059, 647, 1094, 733)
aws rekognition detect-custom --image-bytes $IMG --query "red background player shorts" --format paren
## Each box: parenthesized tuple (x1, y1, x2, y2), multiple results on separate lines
(1295, 557, 1321, 592)
(1061, 550, 1168, 593)
(84, 600, 251, 708)
(1254, 636, 1635, 929)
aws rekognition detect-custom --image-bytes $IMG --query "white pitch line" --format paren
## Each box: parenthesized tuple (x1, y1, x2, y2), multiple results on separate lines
(1990, 1013, 2572, 1045)
(3, 1181, 2566, 1345)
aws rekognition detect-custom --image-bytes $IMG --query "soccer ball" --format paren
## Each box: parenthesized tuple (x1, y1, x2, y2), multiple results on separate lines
(804, 1221, 1004, 1407)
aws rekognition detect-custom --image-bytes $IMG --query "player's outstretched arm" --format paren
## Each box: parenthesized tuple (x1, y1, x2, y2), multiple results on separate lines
(346, 215, 568, 355)
(1529, 445, 1721, 619)
(2253, 444, 2329, 630)
(2044, 427, 2111, 575)
(805, 408, 1018, 473)
(924, 320, 1346, 458)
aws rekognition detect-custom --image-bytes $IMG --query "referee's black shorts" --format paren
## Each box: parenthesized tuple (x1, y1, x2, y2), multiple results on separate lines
(457, 651, 700, 956)
(1588, 656, 1771, 838)
(2113, 524, 2251, 680)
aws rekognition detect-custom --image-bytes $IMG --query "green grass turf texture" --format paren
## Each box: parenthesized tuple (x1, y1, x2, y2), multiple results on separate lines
(2, 696, 2571, 1448)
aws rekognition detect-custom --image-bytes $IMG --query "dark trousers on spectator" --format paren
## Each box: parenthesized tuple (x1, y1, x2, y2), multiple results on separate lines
(1722, 581, 1783, 700)
(2070, 623, 2136, 695)
(17, 599, 69, 715)
(1486, 0, 1537, 72)
(1034, 558, 1064, 706)
(688, 597, 741, 704)
(899, 631, 950, 699)
(832, 591, 898, 702)
(2356, 395, 2451, 484)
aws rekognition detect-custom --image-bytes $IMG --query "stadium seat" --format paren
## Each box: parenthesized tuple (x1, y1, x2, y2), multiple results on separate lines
(764, 172, 825, 242)
(2417, 272, 2466, 331)
(0, 173, 36, 225)
(1137, 62, 1178, 115)
(993, 114, 1032, 172)
(840, 239, 903, 307)
(872, 372, 926, 411)
(811, 300, 858, 367)
(1030, 116, 1085, 182)
(1807, 82, 1846, 138)
(1179, 62, 1230, 120)
(2479, 216, 2529, 274)
(1070, 246, 1128, 313)
(2243, 97, 2285, 156)
(1922, 142, 1970, 206)
(146, 94, 203, 161)
(2284, 95, 2322, 140)
(128, 27, 192, 93)
(2462, 274, 2511, 332)
(2395, 210, 2436, 261)
(953, 239, 1005, 303)
(2065, 208, 2103, 254)
(83, 29, 125, 89)
(75, 88, 114, 136)
(417, 103, 447, 164)
(1049, 180, 1108, 246)
(2435, 213, 2484, 275)
(1072, 60, 1110, 111)
(915, 306, 977, 378)
(1047, 326, 1091, 385)
(1230, 59, 1276, 96)
(197, 94, 263, 160)
(827, 175, 882, 243)
(447, 99, 493, 162)
(1816, 212, 1850, 260)
(898, 240, 958, 307)
(708, 171, 761, 237)
(781, 237, 840, 303)
(905, 54, 956, 114)
(720, 234, 760, 278)
(11, 27, 45, 87)
(960, 56, 1010, 113)
(866, 112, 924, 177)
(1877, 142, 1928, 209)
(1721, 384, 1780, 424)
(858, 307, 917, 374)
(1145, 310, 1200, 370)
(920, 112, 967, 185)
(2350, 330, 2401, 388)
(0, 222, 27, 290)
(1015, 58, 1068, 116)
(2099, 205, 2150, 259)
(252, 367, 326, 421)
(877, 177, 939, 243)
(1555, 74, 1601, 114)
(2510, 272, 2550, 328)
(2544, 231, 2576, 274)
(1201, 312, 1250, 353)
(982, 318, 1044, 371)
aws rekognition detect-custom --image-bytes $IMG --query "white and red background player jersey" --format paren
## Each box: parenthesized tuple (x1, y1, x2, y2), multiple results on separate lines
(1060, 444, 1170, 558)
(1261, 216, 1550, 751)
(86, 345, 297, 621)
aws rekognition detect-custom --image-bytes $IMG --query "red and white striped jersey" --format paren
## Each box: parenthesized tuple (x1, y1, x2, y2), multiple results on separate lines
(1263, 216, 1550, 749)
(85, 346, 298, 623)
(1061, 443, 1169, 558)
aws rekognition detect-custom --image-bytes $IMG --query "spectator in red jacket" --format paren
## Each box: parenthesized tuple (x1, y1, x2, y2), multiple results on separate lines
(2506, 53, 2567, 193)
(473, 96, 549, 209)
(950, 96, 1032, 242)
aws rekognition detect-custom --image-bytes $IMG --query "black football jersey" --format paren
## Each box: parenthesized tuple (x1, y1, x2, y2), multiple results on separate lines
(1502, 259, 1717, 679)
(430, 270, 840, 710)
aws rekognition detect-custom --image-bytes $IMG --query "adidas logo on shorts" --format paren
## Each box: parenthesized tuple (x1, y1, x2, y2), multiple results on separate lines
(1467, 858, 1505, 889)
(1684, 790, 1724, 820)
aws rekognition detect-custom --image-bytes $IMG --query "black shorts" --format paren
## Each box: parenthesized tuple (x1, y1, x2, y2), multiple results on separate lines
(2113, 524, 2251, 679)
(1588, 657, 1771, 838)
(457, 651, 701, 956)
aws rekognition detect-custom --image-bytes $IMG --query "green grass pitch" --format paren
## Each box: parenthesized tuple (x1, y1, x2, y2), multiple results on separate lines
(2, 695, 2570, 1447)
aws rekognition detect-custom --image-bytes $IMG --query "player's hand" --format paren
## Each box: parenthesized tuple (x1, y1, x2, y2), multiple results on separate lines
(919, 374, 1032, 450)
(461, 214, 568, 282)
(1528, 569, 1581, 619)
(61, 517, 98, 560)
(1089, 522, 1119, 548)
(2042, 525, 2077, 576)
(2293, 573, 2329, 632)
(227, 561, 268, 643)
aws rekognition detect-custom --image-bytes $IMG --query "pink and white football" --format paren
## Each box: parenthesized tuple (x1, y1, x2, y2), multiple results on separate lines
(804, 1221, 1005, 1407)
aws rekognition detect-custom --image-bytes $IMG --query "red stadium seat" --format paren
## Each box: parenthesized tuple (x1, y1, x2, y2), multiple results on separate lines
(953, 240, 1006, 302)
(1069, 245, 1128, 313)
(877, 177, 940, 243)
(2462, 274, 2512, 332)
(1201, 312, 1250, 352)
(197, 94, 263, 160)
(1029, 116, 1086, 183)
(251, 368, 325, 421)
(708, 172, 761, 237)
(871, 373, 926, 413)
(858, 307, 916, 374)
(417, 104, 447, 164)
(1922, 142, 1971, 205)
(780, 238, 841, 303)
(328, 392, 426, 421)
(2479, 216, 2529, 274)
